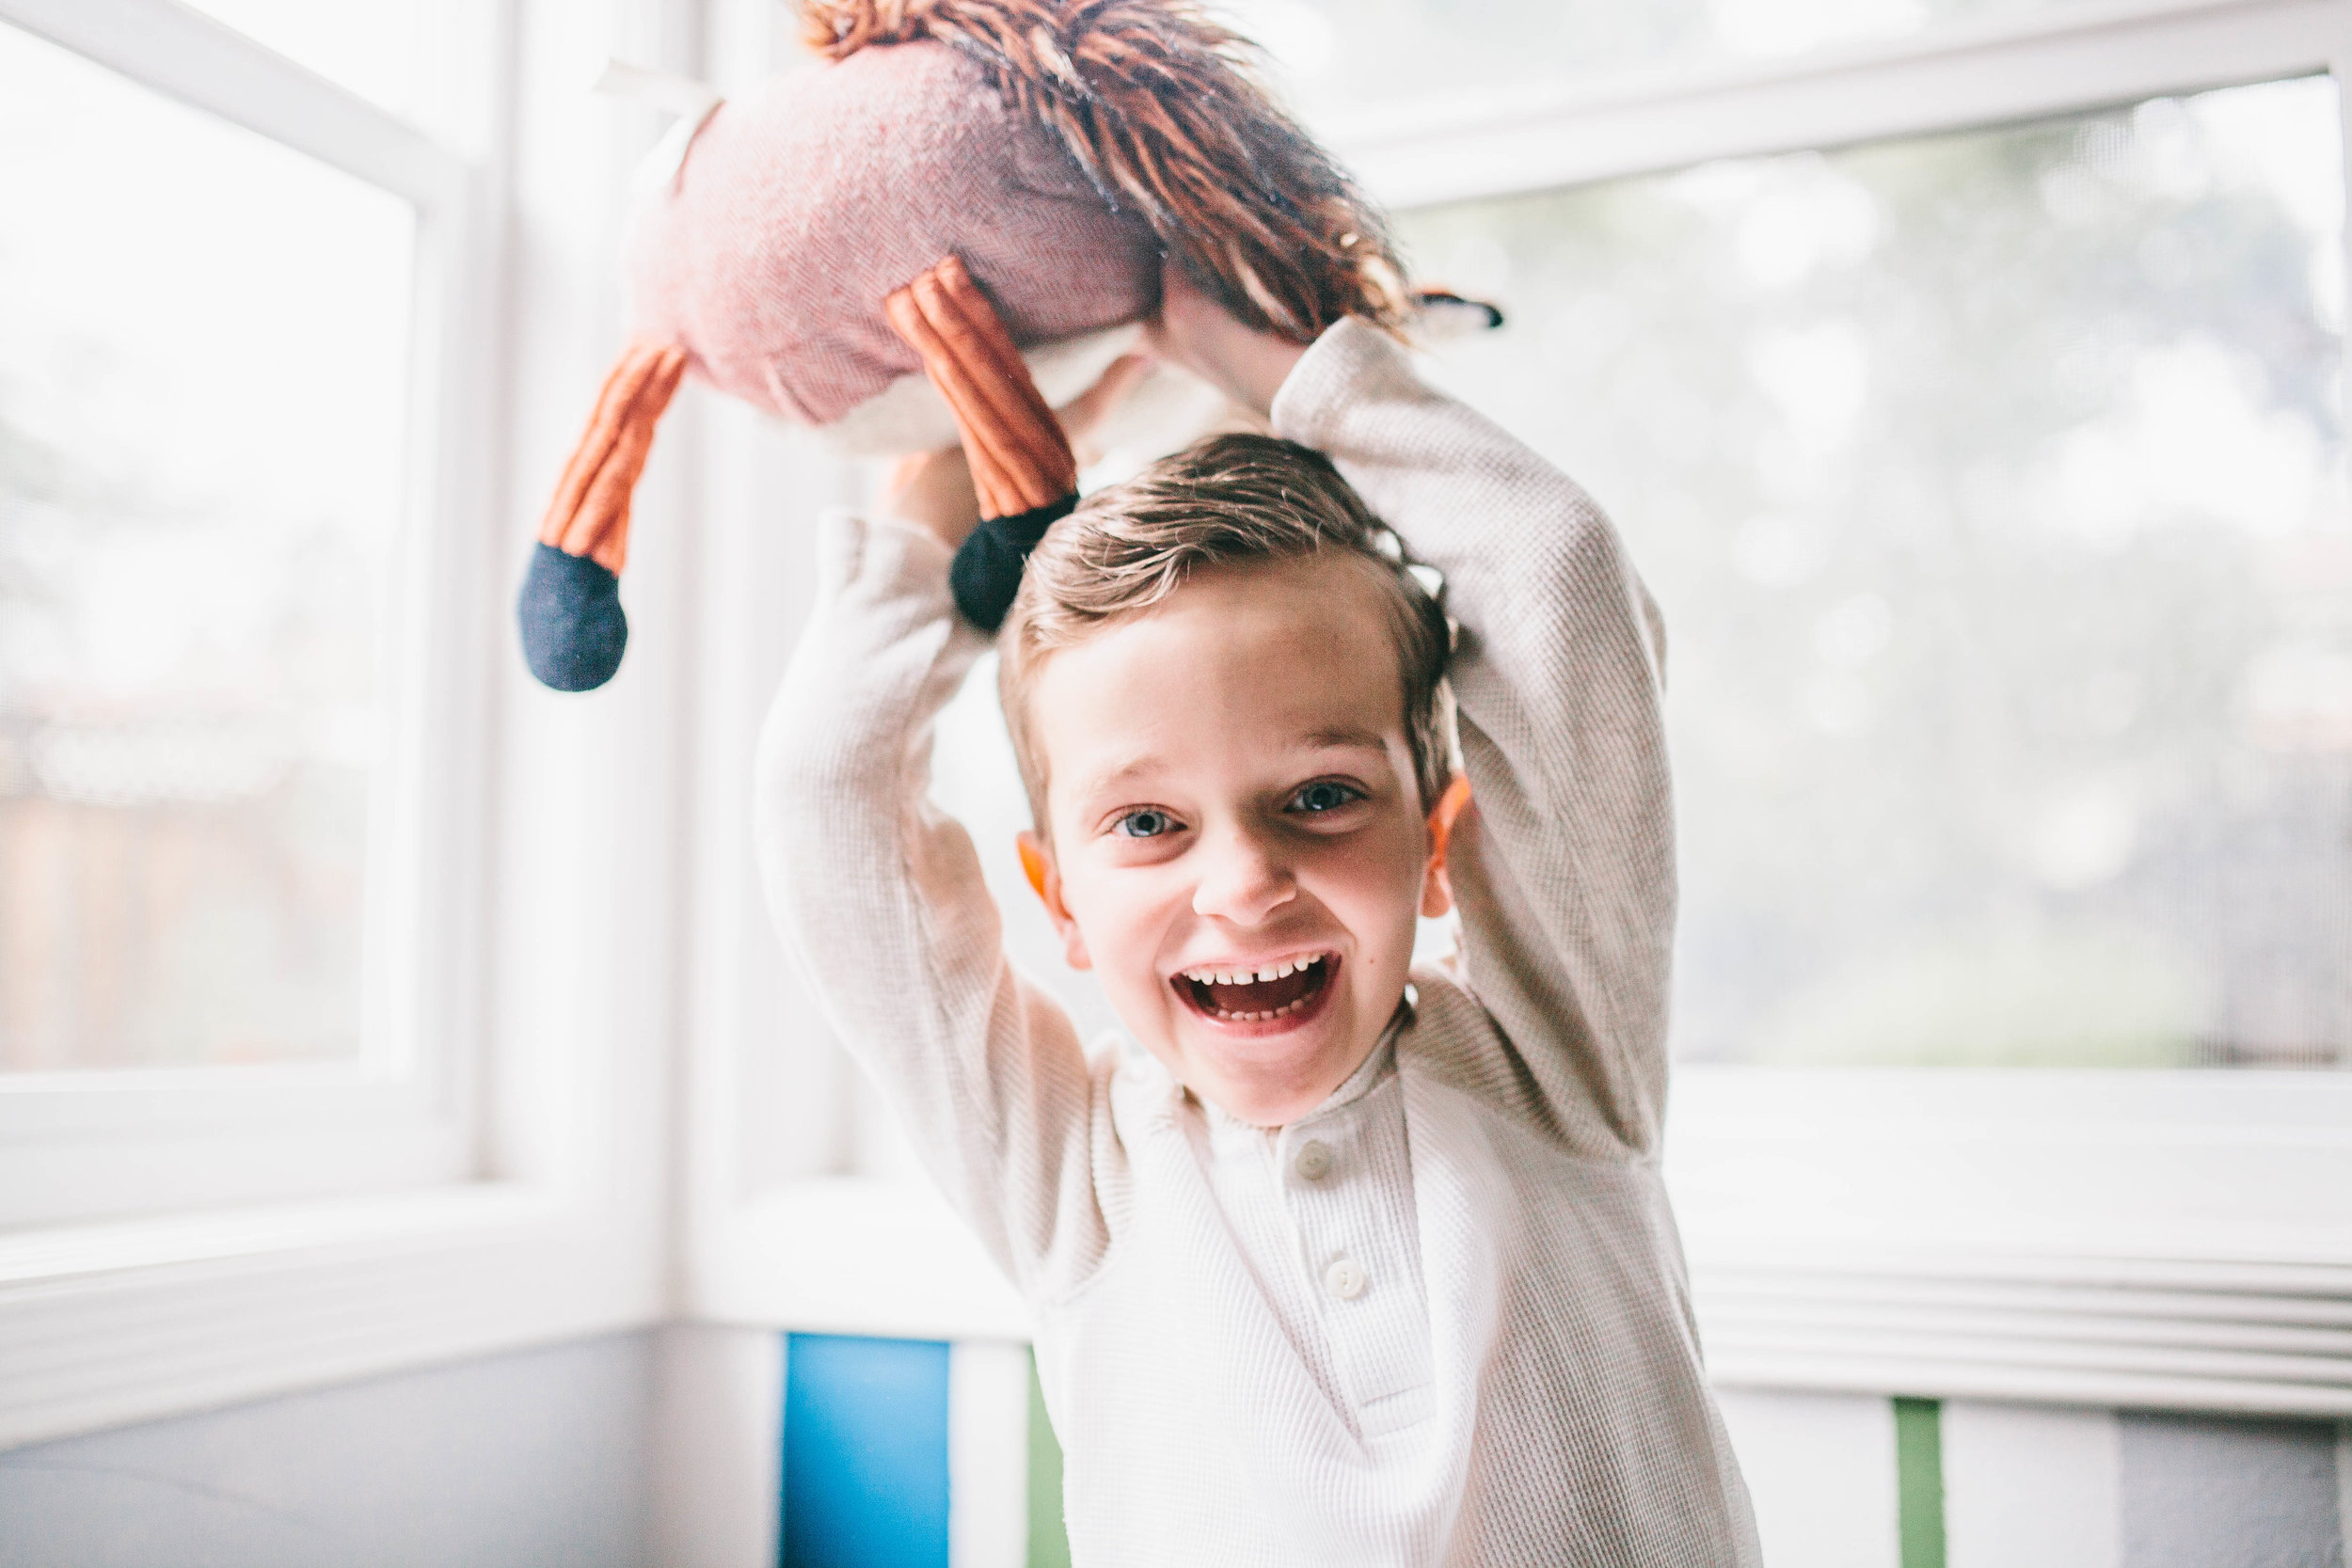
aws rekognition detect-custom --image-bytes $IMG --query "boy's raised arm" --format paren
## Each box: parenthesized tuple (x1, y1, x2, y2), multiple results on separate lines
(755, 514, 1120, 1298)
(752, 261, 1135, 1302)
(1269, 320, 1677, 1161)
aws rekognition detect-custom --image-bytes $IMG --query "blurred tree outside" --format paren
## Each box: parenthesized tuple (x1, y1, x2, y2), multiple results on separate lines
(1395, 76, 2352, 1067)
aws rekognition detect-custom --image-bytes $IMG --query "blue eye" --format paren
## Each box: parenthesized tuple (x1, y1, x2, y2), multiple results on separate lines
(1288, 781, 1363, 815)
(1114, 808, 1177, 838)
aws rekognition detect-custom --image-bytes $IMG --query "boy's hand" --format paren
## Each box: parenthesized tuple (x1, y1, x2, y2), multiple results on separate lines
(1144, 258, 1310, 419)
(882, 445, 982, 552)
(1057, 350, 1154, 468)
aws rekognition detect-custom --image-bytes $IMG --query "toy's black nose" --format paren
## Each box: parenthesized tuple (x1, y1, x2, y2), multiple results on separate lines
(518, 543, 629, 691)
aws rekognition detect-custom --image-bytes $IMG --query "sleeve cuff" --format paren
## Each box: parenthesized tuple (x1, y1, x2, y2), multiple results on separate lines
(1268, 317, 1417, 449)
(818, 508, 959, 610)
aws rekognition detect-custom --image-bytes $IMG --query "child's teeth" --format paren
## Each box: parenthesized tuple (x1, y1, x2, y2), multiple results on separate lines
(1184, 957, 1328, 997)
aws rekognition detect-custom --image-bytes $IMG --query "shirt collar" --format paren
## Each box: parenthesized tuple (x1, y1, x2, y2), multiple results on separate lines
(1187, 996, 1411, 1134)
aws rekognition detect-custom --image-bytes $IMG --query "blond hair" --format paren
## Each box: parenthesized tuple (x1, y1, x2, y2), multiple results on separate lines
(997, 433, 1452, 833)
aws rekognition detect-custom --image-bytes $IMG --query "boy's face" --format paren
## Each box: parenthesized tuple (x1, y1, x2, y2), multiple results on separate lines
(1020, 555, 1452, 1126)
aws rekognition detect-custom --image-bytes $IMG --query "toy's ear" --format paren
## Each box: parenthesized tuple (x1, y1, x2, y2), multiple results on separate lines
(517, 341, 687, 691)
(1411, 289, 1506, 341)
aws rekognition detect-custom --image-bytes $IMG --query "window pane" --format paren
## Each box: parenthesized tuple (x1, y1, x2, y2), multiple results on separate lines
(1397, 75, 2352, 1069)
(0, 24, 413, 1069)
(1232, 0, 2111, 126)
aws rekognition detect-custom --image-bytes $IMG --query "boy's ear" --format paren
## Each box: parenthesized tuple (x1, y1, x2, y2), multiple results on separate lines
(1420, 775, 1472, 920)
(1017, 830, 1092, 971)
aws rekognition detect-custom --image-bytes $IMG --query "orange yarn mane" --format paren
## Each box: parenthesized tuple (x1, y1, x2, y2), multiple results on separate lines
(800, 0, 1412, 344)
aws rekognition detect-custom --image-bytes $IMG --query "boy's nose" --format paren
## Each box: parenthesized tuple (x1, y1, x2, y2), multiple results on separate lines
(1190, 824, 1296, 927)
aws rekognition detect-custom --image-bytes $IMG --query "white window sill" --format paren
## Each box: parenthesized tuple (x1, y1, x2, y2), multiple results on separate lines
(1671, 1067, 2352, 1416)
(0, 1178, 663, 1449)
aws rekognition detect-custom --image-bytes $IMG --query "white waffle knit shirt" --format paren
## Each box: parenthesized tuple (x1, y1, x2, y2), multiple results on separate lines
(756, 319, 1763, 1566)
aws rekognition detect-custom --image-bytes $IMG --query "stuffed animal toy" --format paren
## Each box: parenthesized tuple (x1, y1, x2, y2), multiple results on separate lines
(518, 0, 1493, 691)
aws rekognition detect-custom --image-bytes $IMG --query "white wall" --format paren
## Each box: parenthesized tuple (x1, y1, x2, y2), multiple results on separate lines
(648, 1324, 783, 1568)
(0, 1332, 655, 1568)
(1714, 1386, 2350, 1568)
(2117, 1411, 2351, 1568)
(5, 1328, 2345, 1568)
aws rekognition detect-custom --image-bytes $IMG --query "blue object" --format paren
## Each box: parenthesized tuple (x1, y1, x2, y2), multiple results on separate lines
(517, 542, 628, 691)
(950, 494, 1075, 632)
(782, 1333, 951, 1568)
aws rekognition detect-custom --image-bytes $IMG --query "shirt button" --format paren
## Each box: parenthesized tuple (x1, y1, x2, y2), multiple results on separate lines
(1325, 1258, 1368, 1300)
(1294, 1140, 1333, 1181)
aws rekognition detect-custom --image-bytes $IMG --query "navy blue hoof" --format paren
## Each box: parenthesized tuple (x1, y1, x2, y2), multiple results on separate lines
(951, 494, 1076, 632)
(518, 542, 628, 692)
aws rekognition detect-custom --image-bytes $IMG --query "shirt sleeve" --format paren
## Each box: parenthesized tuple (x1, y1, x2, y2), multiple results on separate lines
(1272, 321, 1677, 1159)
(752, 509, 1119, 1301)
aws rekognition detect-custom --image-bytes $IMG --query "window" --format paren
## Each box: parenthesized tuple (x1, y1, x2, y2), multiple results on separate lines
(1397, 75, 2350, 1072)
(0, 22, 412, 1076)
(0, 0, 670, 1449)
(0, 0, 477, 1232)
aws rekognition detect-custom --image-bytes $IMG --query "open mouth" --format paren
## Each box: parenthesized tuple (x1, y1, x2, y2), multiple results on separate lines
(1172, 953, 1336, 1024)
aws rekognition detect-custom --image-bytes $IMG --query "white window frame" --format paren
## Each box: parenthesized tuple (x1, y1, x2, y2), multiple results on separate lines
(676, 0, 2352, 1418)
(0, 0, 683, 1448)
(0, 0, 485, 1226)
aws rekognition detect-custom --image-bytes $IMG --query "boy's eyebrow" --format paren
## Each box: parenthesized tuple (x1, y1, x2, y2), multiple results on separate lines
(1071, 731, 1396, 803)
(1073, 753, 1166, 800)
(1300, 727, 1391, 752)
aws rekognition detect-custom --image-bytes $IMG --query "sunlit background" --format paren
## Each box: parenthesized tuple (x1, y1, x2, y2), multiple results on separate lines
(0, 14, 413, 1069)
(4, 0, 2348, 1072)
(1396, 78, 2352, 1068)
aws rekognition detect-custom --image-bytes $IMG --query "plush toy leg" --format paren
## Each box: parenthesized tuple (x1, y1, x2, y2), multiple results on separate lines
(884, 257, 1079, 629)
(884, 257, 1077, 516)
(518, 340, 688, 691)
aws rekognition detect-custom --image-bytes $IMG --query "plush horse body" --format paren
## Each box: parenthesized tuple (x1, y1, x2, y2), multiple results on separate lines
(519, 0, 1422, 691)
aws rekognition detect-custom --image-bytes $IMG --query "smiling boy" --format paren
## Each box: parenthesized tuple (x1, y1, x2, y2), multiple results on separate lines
(757, 269, 1761, 1564)
(1003, 446, 1458, 1127)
